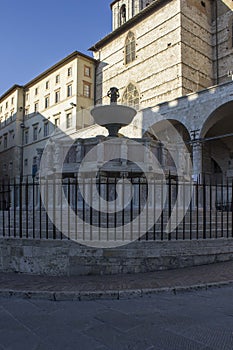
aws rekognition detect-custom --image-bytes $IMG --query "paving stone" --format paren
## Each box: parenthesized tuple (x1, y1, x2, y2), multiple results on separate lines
(0, 286, 233, 349)
(95, 309, 142, 332)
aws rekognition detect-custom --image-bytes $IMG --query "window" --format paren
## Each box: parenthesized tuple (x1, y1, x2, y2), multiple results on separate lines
(66, 113, 72, 128)
(35, 87, 38, 95)
(5, 102, 8, 109)
(54, 116, 60, 128)
(32, 156, 37, 177)
(122, 83, 140, 110)
(67, 84, 72, 97)
(120, 4, 126, 25)
(125, 31, 136, 65)
(25, 108, 29, 117)
(0, 106, 2, 113)
(3, 134, 7, 149)
(9, 130, 14, 141)
(55, 74, 60, 83)
(45, 96, 49, 109)
(44, 122, 49, 137)
(33, 125, 38, 141)
(11, 97, 14, 105)
(24, 159, 28, 167)
(84, 65, 91, 77)
(55, 90, 60, 103)
(45, 81, 49, 89)
(24, 130, 29, 144)
(26, 93, 29, 102)
(83, 82, 91, 98)
(67, 67, 72, 76)
(34, 102, 39, 114)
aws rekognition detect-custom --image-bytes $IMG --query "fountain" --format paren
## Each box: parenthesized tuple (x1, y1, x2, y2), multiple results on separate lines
(90, 87, 137, 137)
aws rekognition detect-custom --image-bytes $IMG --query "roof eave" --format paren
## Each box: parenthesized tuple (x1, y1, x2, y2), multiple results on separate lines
(0, 84, 23, 102)
(25, 51, 97, 88)
(89, 0, 170, 52)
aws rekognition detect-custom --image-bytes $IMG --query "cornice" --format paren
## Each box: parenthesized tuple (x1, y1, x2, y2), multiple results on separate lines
(89, 0, 171, 51)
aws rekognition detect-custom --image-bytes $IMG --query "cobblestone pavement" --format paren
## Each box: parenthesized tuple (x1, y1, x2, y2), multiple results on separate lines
(0, 285, 233, 350)
(0, 261, 233, 300)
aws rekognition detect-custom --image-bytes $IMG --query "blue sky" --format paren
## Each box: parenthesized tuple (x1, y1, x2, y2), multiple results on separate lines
(0, 0, 111, 96)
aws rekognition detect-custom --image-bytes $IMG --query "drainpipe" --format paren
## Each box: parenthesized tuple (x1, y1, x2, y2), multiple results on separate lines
(20, 104, 25, 181)
(94, 61, 97, 106)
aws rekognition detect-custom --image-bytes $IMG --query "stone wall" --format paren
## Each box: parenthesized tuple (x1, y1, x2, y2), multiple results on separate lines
(180, 0, 214, 93)
(94, 0, 183, 108)
(1, 237, 233, 276)
(212, 0, 233, 84)
(94, 0, 233, 109)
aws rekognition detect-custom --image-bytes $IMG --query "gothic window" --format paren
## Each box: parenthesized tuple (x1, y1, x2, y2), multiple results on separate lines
(125, 31, 136, 65)
(122, 83, 140, 110)
(120, 4, 126, 25)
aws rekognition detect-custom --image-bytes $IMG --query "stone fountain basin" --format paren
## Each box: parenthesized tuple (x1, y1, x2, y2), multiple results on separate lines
(90, 104, 137, 127)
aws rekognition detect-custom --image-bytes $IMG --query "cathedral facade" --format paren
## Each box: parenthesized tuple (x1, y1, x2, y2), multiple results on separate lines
(91, 0, 233, 107)
(89, 0, 233, 181)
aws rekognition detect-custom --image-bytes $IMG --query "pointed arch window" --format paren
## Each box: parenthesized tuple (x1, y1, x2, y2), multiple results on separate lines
(122, 83, 140, 110)
(125, 32, 136, 65)
(120, 4, 126, 25)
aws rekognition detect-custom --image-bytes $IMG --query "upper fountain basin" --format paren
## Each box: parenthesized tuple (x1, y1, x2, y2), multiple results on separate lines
(90, 104, 137, 127)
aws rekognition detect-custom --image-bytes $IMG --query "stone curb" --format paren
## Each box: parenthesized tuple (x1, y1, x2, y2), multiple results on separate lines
(0, 280, 233, 301)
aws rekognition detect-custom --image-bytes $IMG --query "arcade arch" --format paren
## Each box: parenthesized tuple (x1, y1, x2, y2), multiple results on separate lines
(145, 119, 191, 178)
(200, 101, 233, 182)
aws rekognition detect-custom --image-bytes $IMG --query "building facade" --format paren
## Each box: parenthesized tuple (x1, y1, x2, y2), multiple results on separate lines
(87, 0, 233, 182)
(0, 85, 24, 179)
(90, 0, 233, 108)
(1, 0, 233, 183)
(0, 51, 96, 181)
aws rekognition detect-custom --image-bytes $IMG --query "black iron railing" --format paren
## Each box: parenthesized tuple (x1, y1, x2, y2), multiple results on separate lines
(0, 176, 232, 241)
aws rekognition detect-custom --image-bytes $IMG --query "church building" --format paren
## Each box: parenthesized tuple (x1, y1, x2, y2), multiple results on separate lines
(91, 0, 233, 108)
(89, 0, 233, 181)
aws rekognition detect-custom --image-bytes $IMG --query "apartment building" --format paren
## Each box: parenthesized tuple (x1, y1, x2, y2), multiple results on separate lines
(0, 85, 24, 180)
(0, 51, 97, 180)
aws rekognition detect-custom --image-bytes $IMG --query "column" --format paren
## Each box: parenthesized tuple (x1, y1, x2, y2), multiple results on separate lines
(192, 141, 202, 183)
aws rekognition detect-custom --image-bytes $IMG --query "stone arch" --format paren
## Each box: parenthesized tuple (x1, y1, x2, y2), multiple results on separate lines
(125, 31, 136, 65)
(145, 119, 191, 147)
(200, 101, 233, 181)
(200, 101, 233, 138)
(144, 119, 192, 177)
(122, 83, 140, 109)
